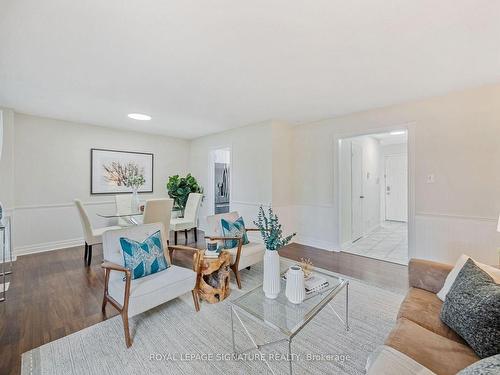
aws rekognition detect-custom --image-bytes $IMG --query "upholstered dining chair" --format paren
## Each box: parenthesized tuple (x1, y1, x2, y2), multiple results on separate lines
(205, 211, 265, 289)
(142, 198, 173, 234)
(170, 193, 203, 245)
(101, 223, 200, 347)
(74, 199, 121, 266)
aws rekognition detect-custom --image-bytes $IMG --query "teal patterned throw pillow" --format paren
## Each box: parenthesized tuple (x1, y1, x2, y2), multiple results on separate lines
(120, 230, 169, 280)
(221, 217, 250, 249)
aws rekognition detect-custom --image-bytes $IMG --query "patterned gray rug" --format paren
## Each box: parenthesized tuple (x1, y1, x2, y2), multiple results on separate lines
(22, 259, 405, 375)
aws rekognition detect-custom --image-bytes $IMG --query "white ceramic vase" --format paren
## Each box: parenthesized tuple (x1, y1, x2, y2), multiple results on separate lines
(285, 265, 305, 304)
(263, 250, 281, 299)
(131, 189, 140, 212)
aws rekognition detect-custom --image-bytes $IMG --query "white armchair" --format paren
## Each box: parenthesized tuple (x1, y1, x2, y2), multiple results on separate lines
(101, 223, 200, 347)
(205, 211, 265, 289)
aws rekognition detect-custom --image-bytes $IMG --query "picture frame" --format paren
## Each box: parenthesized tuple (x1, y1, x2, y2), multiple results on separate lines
(90, 148, 154, 195)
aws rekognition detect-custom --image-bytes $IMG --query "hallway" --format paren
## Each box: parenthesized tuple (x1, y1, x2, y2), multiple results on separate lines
(343, 221, 408, 265)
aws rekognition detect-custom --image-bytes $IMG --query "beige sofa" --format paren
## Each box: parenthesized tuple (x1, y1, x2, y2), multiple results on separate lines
(368, 259, 480, 375)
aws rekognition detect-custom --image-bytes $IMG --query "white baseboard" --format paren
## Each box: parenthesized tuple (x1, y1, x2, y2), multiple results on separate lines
(15, 237, 83, 258)
(293, 235, 339, 252)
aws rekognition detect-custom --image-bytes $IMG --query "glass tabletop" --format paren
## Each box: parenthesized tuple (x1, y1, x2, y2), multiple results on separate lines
(96, 212, 143, 219)
(231, 268, 347, 337)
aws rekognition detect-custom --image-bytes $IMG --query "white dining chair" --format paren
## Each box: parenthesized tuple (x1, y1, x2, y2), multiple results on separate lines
(74, 199, 120, 266)
(170, 193, 203, 245)
(143, 198, 174, 236)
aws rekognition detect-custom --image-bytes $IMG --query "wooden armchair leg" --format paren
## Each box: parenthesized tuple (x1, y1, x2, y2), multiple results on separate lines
(174, 231, 178, 245)
(194, 227, 198, 243)
(84, 243, 89, 261)
(191, 289, 200, 312)
(231, 264, 242, 289)
(121, 310, 132, 348)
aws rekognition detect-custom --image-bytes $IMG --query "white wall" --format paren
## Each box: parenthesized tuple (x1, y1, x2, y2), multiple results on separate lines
(292, 84, 500, 264)
(189, 121, 274, 236)
(2, 113, 190, 256)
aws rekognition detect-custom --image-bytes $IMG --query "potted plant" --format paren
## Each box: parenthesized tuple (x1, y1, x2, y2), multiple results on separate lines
(166, 174, 203, 216)
(254, 205, 296, 299)
(126, 174, 145, 211)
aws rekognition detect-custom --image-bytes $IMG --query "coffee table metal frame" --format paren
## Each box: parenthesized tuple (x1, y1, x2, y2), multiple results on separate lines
(230, 272, 349, 375)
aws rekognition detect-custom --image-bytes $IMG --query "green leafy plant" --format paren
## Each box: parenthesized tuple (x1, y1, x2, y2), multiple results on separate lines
(254, 205, 296, 251)
(166, 174, 203, 211)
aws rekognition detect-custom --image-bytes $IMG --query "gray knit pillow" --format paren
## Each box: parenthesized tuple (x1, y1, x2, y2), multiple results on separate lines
(457, 354, 500, 374)
(440, 258, 500, 358)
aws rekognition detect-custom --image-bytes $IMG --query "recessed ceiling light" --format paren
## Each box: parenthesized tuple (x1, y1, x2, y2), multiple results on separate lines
(128, 113, 152, 121)
(390, 130, 405, 135)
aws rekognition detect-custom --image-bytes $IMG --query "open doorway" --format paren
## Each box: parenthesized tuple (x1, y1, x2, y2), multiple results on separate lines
(209, 148, 231, 215)
(339, 130, 408, 264)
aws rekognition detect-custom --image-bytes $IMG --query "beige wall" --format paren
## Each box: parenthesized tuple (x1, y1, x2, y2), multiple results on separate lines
(0, 109, 15, 210)
(189, 121, 274, 232)
(3, 113, 190, 254)
(292, 84, 500, 263)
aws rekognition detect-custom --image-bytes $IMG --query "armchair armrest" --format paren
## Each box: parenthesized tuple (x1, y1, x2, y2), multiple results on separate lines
(204, 236, 242, 241)
(102, 261, 130, 274)
(168, 245, 199, 252)
(408, 258, 453, 293)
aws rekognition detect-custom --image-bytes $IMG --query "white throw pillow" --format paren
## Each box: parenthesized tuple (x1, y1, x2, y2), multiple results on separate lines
(436, 254, 500, 301)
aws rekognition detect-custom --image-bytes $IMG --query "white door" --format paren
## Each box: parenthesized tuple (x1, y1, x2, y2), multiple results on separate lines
(351, 143, 364, 242)
(385, 154, 408, 222)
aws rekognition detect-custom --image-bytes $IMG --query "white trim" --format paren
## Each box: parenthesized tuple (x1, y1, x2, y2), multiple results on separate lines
(416, 212, 497, 222)
(333, 122, 416, 257)
(231, 201, 271, 207)
(15, 237, 83, 257)
(13, 200, 115, 211)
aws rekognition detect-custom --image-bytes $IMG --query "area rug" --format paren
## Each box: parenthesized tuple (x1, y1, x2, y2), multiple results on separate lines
(22, 260, 405, 375)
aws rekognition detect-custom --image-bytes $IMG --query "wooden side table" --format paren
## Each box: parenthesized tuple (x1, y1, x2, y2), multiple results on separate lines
(194, 250, 231, 305)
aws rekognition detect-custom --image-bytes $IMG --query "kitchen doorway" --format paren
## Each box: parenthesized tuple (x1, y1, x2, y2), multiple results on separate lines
(209, 148, 231, 215)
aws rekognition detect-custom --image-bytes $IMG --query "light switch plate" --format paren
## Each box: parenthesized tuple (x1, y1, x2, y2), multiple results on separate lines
(426, 174, 435, 183)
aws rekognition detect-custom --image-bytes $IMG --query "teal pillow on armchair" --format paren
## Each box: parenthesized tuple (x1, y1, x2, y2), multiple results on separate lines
(221, 217, 249, 249)
(120, 230, 169, 280)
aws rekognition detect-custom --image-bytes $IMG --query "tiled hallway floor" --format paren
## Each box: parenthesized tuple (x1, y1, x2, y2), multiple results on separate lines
(343, 221, 408, 265)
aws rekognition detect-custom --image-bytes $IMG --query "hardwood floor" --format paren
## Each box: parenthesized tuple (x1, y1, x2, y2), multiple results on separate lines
(0, 233, 408, 375)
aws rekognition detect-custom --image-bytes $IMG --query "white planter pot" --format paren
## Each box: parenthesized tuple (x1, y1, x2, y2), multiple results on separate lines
(263, 250, 281, 299)
(285, 266, 305, 304)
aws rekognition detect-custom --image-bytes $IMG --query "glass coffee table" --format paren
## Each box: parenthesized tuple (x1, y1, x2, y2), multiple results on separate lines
(230, 269, 349, 375)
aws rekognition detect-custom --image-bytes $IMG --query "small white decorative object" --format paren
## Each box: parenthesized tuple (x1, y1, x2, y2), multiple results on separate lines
(263, 250, 281, 299)
(285, 265, 305, 304)
(131, 188, 140, 211)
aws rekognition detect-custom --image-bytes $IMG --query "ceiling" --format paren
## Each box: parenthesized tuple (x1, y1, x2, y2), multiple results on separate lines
(1, 1, 500, 139)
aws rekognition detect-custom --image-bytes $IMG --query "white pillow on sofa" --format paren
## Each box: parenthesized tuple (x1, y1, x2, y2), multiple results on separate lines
(437, 254, 500, 301)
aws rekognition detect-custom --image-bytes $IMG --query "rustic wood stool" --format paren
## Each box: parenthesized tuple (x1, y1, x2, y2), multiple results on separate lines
(194, 250, 231, 305)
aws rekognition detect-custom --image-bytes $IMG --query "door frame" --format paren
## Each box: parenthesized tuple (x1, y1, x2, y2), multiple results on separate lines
(208, 145, 232, 216)
(350, 141, 364, 242)
(333, 123, 416, 260)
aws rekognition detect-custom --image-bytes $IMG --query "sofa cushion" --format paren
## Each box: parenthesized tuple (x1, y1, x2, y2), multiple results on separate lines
(385, 318, 479, 375)
(398, 287, 465, 344)
(440, 259, 500, 358)
(456, 354, 500, 374)
(225, 242, 265, 268)
(366, 345, 436, 375)
(437, 254, 500, 301)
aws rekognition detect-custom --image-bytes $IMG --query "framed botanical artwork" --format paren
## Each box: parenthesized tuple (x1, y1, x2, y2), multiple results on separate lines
(90, 148, 154, 194)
